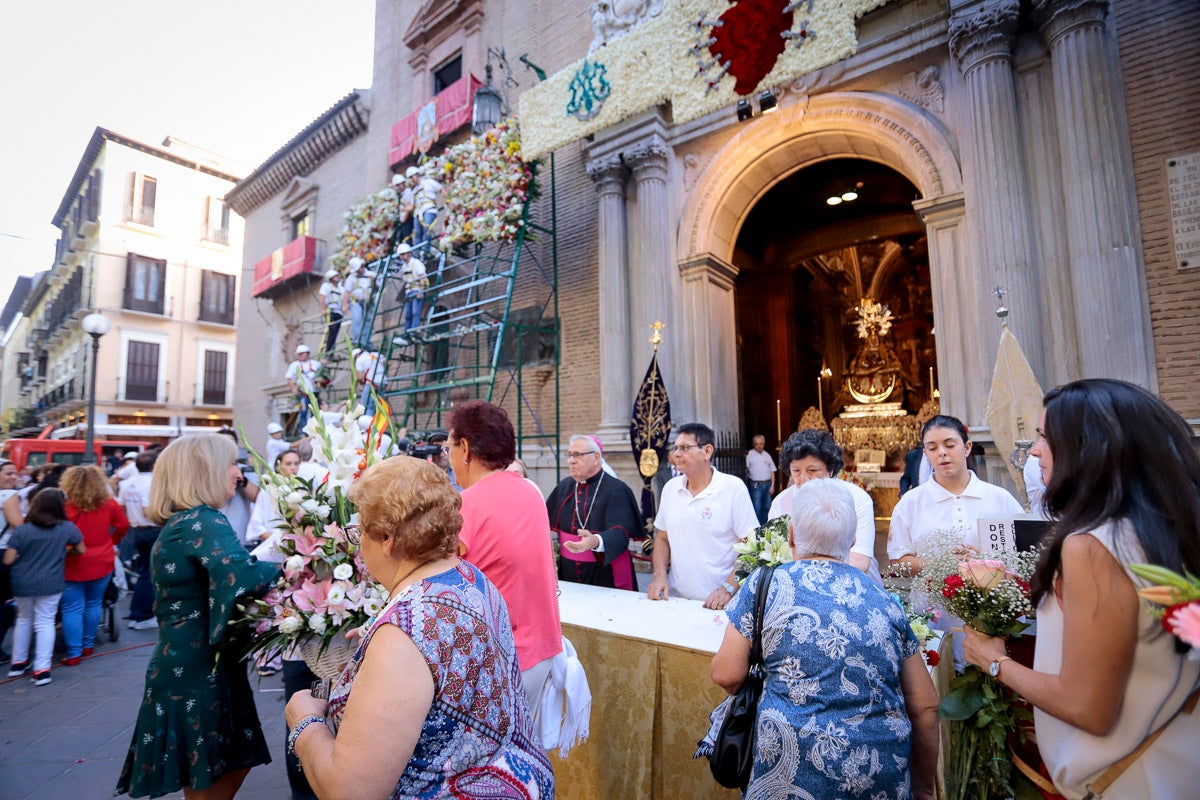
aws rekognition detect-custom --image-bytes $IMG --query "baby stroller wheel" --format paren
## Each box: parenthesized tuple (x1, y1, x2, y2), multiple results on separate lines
(102, 576, 120, 643)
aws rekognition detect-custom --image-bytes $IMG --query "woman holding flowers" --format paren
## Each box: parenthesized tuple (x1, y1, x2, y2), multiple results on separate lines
(284, 456, 553, 799)
(116, 435, 279, 800)
(963, 379, 1200, 799)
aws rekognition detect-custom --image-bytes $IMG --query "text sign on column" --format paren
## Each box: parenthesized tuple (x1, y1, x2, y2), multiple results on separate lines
(1167, 152, 1200, 269)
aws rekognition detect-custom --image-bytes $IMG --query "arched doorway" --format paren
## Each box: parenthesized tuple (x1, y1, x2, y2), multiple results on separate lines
(733, 158, 936, 464)
(675, 91, 985, 441)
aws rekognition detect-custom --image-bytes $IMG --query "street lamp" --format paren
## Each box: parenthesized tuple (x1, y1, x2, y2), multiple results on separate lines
(81, 312, 110, 465)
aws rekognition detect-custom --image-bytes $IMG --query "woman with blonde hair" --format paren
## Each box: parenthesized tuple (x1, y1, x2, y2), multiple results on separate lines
(60, 465, 129, 665)
(116, 435, 279, 800)
(285, 456, 553, 799)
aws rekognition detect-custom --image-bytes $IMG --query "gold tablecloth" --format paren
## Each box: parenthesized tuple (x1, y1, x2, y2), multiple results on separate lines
(548, 623, 739, 800)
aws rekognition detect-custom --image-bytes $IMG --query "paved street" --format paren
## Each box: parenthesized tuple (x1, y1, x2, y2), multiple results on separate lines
(0, 592, 292, 800)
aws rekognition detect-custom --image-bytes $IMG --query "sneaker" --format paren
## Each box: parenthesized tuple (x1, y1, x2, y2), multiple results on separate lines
(129, 618, 158, 630)
(32, 670, 52, 686)
(7, 662, 30, 677)
(82, 647, 94, 657)
(60, 656, 82, 667)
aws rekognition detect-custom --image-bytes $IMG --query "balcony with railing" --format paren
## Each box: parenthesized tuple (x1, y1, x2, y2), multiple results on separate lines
(32, 378, 83, 415)
(252, 235, 321, 298)
(202, 226, 230, 245)
(43, 269, 85, 343)
(389, 74, 483, 167)
(125, 204, 155, 227)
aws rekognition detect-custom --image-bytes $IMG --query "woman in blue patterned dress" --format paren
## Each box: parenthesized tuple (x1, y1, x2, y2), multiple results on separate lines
(284, 456, 553, 799)
(712, 479, 939, 800)
(116, 434, 280, 799)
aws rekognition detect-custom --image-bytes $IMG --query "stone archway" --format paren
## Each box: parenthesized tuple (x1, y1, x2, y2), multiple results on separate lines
(676, 91, 985, 432)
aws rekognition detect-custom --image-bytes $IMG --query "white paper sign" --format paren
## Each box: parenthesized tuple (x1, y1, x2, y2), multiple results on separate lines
(978, 518, 1017, 554)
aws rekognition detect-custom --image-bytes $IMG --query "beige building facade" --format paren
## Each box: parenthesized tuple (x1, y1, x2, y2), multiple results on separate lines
(7, 129, 245, 444)
(230, 0, 1200, 488)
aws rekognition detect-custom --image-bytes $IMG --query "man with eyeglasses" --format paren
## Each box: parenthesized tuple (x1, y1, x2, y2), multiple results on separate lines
(546, 435, 641, 590)
(647, 423, 759, 609)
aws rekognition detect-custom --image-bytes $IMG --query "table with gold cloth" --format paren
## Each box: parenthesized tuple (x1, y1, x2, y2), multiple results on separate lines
(548, 582, 954, 800)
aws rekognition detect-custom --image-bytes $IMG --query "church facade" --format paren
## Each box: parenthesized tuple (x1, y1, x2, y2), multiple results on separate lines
(230, 0, 1199, 486)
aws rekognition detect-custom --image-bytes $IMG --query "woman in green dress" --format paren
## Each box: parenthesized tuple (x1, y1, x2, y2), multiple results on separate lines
(116, 434, 280, 799)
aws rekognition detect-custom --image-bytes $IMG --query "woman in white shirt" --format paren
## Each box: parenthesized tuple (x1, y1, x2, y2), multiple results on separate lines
(964, 379, 1200, 799)
(888, 414, 1022, 572)
(246, 451, 301, 549)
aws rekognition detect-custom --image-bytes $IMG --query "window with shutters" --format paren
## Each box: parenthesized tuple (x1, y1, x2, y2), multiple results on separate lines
(291, 212, 312, 239)
(201, 349, 229, 405)
(85, 169, 102, 222)
(199, 270, 236, 325)
(123, 254, 167, 314)
(203, 196, 230, 244)
(124, 340, 160, 401)
(126, 173, 157, 226)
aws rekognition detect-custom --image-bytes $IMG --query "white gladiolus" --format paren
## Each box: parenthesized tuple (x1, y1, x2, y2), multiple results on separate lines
(286, 491, 305, 506)
(333, 563, 354, 581)
(279, 615, 302, 635)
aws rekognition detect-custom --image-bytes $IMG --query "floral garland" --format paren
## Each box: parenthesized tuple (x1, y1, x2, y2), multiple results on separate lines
(240, 386, 394, 659)
(429, 119, 534, 252)
(518, 0, 889, 159)
(330, 187, 399, 271)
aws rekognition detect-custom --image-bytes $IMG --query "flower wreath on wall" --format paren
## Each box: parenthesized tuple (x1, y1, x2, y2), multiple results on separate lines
(330, 187, 400, 271)
(430, 119, 536, 252)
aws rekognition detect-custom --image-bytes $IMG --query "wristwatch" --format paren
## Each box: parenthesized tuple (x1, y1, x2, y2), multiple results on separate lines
(988, 656, 1012, 678)
(722, 580, 738, 595)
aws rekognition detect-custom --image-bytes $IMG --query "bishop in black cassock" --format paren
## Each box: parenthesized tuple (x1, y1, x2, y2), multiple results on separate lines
(546, 436, 641, 590)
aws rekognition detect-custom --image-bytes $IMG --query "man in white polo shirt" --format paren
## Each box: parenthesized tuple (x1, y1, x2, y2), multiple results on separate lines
(647, 422, 759, 609)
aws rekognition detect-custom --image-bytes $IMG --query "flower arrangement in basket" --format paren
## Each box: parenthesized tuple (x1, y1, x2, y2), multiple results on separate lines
(331, 187, 400, 270)
(731, 515, 792, 582)
(431, 119, 536, 252)
(1129, 564, 1200, 655)
(241, 387, 395, 677)
(907, 533, 1041, 800)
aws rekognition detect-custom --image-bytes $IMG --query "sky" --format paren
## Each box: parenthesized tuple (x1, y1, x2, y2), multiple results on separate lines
(0, 0, 376, 310)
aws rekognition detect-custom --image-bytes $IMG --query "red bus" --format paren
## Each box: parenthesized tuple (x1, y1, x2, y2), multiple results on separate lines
(0, 439, 153, 473)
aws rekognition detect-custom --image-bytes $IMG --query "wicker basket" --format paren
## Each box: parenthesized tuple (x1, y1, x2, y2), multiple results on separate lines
(297, 635, 358, 679)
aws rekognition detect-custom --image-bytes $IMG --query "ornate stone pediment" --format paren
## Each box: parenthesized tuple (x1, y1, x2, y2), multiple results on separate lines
(403, 0, 483, 52)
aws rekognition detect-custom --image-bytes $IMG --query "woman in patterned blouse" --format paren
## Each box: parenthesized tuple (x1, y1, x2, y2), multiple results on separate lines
(711, 478, 940, 800)
(284, 456, 553, 799)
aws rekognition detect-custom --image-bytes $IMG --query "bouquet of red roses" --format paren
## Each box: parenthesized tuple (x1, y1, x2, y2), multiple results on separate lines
(915, 539, 1040, 800)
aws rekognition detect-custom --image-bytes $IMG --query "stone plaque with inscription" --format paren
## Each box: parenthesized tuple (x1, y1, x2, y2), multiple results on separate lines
(1167, 152, 1200, 269)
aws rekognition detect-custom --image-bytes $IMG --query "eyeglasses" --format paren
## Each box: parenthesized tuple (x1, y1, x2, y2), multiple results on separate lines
(344, 524, 362, 545)
(670, 443, 702, 453)
(440, 445, 451, 455)
(566, 451, 597, 460)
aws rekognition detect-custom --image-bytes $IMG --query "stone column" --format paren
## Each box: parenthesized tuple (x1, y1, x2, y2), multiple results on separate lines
(915, 193, 976, 423)
(1034, 0, 1154, 387)
(950, 0, 1047, 386)
(585, 154, 633, 440)
(627, 135, 692, 423)
(679, 254, 739, 434)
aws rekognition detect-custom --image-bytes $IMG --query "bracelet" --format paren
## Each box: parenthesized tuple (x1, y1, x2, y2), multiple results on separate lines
(287, 715, 328, 758)
(722, 580, 738, 595)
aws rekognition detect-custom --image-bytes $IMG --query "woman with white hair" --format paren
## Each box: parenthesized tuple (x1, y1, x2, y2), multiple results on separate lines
(711, 479, 939, 799)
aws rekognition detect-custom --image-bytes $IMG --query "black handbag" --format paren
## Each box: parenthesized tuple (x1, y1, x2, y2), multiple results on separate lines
(708, 564, 776, 790)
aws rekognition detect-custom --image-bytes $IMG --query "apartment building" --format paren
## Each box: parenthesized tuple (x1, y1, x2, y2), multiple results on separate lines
(9, 128, 246, 443)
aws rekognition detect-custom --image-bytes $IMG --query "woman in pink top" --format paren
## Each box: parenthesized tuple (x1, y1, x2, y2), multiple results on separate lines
(447, 400, 562, 709)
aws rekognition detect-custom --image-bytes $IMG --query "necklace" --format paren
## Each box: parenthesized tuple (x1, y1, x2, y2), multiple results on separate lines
(574, 469, 604, 531)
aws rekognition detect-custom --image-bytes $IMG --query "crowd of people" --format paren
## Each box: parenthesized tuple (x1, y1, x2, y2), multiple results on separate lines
(2, 377, 1198, 800)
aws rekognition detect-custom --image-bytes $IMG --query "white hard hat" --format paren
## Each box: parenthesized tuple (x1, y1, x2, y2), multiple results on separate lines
(122, 451, 138, 460)
(349, 256, 366, 270)
(405, 166, 421, 178)
(296, 344, 311, 355)
(391, 173, 405, 186)
(396, 243, 412, 255)
(324, 269, 339, 280)
(267, 422, 284, 434)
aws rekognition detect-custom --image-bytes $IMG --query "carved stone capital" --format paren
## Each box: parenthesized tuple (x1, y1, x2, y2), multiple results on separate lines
(1032, 0, 1108, 47)
(949, 0, 1020, 75)
(625, 134, 671, 182)
(679, 253, 739, 291)
(586, 154, 628, 195)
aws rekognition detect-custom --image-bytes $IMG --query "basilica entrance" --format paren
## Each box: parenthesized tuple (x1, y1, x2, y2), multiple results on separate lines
(732, 158, 937, 468)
